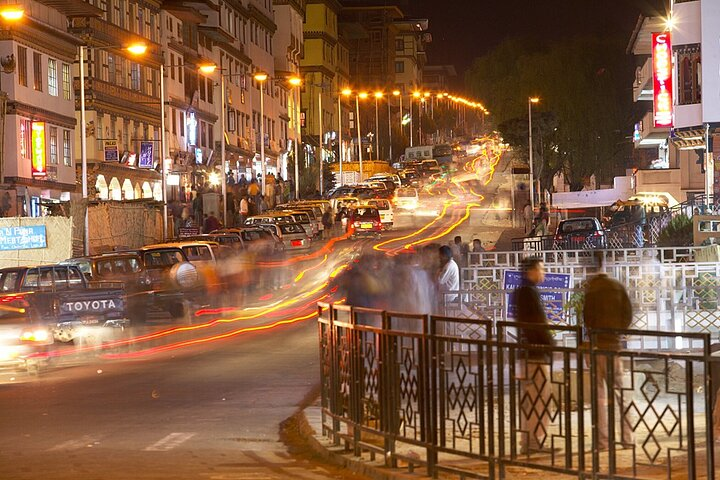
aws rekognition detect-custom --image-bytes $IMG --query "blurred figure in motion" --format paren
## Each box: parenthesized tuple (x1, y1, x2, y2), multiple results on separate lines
(322, 207, 333, 239)
(523, 202, 533, 233)
(238, 195, 249, 225)
(339, 254, 391, 313)
(437, 245, 460, 307)
(450, 235, 469, 268)
(512, 257, 554, 454)
(204, 211, 220, 233)
(391, 254, 434, 321)
(583, 251, 634, 450)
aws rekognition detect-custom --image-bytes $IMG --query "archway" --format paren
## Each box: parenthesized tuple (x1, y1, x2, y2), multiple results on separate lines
(122, 179, 134, 200)
(109, 177, 122, 201)
(142, 182, 153, 199)
(95, 175, 109, 200)
(134, 183, 142, 199)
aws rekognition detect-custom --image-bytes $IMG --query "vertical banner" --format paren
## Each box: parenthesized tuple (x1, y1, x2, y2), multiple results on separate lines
(138, 141, 154, 168)
(652, 32, 673, 128)
(31, 122, 46, 178)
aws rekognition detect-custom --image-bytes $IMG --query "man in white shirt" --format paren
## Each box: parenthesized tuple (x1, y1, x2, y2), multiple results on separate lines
(438, 245, 460, 302)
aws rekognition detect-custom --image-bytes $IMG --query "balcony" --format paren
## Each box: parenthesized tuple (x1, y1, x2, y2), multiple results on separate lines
(82, 78, 160, 123)
(633, 57, 652, 102)
(634, 111, 670, 148)
(69, 17, 161, 65)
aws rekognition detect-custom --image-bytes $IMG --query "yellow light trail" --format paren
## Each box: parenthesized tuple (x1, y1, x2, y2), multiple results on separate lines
(403, 201, 483, 250)
(372, 201, 454, 254)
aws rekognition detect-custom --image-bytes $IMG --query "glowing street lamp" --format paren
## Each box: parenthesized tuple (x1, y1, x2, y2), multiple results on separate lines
(0, 6, 24, 21)
(254, 72, 269, 192)
(528, 96, 540, 213)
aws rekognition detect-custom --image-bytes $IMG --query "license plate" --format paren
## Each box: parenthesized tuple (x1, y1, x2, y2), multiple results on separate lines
(80, 316, 100, 325)
(361, 223, 373, 229)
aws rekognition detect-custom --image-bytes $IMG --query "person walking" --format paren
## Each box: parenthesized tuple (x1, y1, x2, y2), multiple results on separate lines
(248, 178, 260, 205)
(203, 211, 221, 233)
(437, 245, 460, 309)
(583, 252, 634, 451)
(321, 206, 333, 239)
(238, 195, 249, 225)
(523, 202, 533, 234)
(511, 257, 554, 454)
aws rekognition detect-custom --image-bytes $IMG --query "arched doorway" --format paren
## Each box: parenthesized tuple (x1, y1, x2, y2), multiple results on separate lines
(142, 182, 153, 199)
(122, 179, 134, 200)
(109, 177, 122, 201)
(134, 183, 142, 199)
(95, 175, 109, 200)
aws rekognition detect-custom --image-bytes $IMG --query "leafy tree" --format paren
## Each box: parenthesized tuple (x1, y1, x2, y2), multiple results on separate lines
(466, 35, 633, 191)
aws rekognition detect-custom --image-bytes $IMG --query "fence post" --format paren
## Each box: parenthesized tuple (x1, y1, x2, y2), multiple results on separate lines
(379, 311, 398, 467)
(496, 322, 506, 480)
(424, 315, 437, 477)
(350, 307, 363, 456)
(704, 335, 716, 480)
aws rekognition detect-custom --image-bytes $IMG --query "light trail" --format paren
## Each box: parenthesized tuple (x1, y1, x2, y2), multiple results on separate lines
(403, 202, 483, 250)
(372, 201, 454, 254)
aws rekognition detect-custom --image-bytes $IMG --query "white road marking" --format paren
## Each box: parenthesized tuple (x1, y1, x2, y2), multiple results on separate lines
(47, 435, 101, 451)
(144, 432, 196, 451)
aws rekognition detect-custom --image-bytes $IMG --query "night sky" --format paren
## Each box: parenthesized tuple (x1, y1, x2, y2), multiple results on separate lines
(345, 0, 669, 83)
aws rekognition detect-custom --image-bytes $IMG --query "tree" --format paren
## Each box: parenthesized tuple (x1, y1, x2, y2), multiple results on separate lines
(466, 35, 633, 191)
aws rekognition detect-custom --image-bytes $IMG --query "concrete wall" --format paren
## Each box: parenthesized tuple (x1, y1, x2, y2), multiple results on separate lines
(0, 216, 73, 268)
(85, 202, 164, 254)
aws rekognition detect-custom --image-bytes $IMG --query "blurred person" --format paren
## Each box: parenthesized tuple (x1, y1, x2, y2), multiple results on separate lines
(238, 195, 249, 225)
(437, 245, 459, 304)
(531, 204, 549, 237)
(472, 238, 485, 253)
(523, 202, 533, 233)
(248, 178, 261, 204)
(583, 252, 634, 451)
(265, 179, 275, 209)
(511, 257, 554, 454)
(258, 195, 267, 214)
(451, 235, 469, 267)
(204, 211, 220, 233)
(391, 254, 434, 322)
(322, 207, 333, 239)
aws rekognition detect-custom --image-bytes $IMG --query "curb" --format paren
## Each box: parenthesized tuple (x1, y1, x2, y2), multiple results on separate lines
(282, 404, 430, 480)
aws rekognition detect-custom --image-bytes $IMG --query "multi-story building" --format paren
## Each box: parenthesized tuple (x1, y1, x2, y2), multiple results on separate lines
(422, 64, 456, 93)
(393, 18, 429, 93)
(68, 0, 164, 203)
(273, 0, 305, 180)
(0, 0, 85, 216)
(629, 1, 718, 203)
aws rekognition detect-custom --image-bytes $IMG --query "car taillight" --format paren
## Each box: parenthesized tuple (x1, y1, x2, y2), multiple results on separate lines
(291, 239, 303, 247)
(354, 221, 361, 227)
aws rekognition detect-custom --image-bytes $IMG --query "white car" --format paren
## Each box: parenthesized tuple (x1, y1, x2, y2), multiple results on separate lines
(394, 187, 419, 211)
(366, 198, 394, 229)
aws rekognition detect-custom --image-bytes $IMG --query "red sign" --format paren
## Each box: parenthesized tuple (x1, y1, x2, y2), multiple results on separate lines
(652, 32, 673, 128)
(31, 122, 46, 178)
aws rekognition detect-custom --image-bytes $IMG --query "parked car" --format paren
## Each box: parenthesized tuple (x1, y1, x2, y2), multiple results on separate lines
(346, 205, 383, 238)
(368, 173, 401, 188)
(0, 264, 128, 344)
(133, 244, 201, 320)
(553, 217, 606, 250)
(365, 198, 394, 229)
(216, 227, 284, 255)
(183, 233, 245, 251)
(276, 222, 312, 250)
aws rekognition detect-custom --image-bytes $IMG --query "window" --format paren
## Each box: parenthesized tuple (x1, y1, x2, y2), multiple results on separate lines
(395, 38, 404, 52)
(33, 52, 42, 91)
(130, 63, 141, 90)
(678, 46, 701, 105)
(395, 61, 405, 74)
(17, 46, 27, 87)
(63, 130, 71, 166)
(49, 127, 58, 164)
(62, 63, 71, 100)
(171, 108, 177, 134)
(48, 59, 58, 96)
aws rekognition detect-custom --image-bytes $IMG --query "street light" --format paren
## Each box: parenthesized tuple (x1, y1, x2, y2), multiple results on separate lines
(254, 72, 269, 194)
(411, 91, 421, 147)
(339, 88, 352, 186)
(528, 97, 540, 215)
(289, 76, 302, 200)
(79, 42, 147, 254)
(0, 6, 23, 186)
(357, 92, 368, 180)
(374, 91, 383, 160)
(392, 90, 402, 161)
(0, 5, 24, 21)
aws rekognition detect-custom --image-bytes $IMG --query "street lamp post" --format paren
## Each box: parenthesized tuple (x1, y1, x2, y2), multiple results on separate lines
(318, 86, 323, 195)
(357, 92, 368, 180)
(338, 90, 348, 186)
(392, 90, 402, 158)
(387, 93, 393, 162)
(528, 97, 540, 214)
(374, 92, 382, 160)
(411, 91, 421, 147)
(288, 77, 302, 200)
(254, 73, 268, 194)
(79, 42, 147, 254)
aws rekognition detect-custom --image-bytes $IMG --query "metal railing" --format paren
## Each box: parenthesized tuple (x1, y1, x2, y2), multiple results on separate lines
(318, 303, 717, 480)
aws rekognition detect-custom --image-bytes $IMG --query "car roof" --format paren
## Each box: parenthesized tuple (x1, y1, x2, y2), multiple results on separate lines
(138, 242, 216, 250)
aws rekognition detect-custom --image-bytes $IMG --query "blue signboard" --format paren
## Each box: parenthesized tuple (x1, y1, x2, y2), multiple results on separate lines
(0, 225, 47, 251)
(138, 141, 154, 169)
(504, 270, 571, 321)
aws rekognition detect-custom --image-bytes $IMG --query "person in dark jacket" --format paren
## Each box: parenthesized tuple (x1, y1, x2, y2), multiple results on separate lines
(511, 257, 554, 454)
(583, 252, 634, 450)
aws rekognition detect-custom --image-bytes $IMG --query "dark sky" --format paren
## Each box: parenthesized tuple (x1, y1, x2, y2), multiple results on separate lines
(346, 0, 669, 83)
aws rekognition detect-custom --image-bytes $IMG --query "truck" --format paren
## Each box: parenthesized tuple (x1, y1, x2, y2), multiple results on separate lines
(0, 264, 128, 345)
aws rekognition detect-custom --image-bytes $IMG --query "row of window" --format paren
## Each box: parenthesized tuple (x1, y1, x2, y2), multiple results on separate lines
(94, 0, 161, 44)
(17, 47, 72, 100)
(19, 120, 72, 167)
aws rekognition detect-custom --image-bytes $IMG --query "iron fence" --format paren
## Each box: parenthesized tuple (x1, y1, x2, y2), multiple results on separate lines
(318, 303, 718, 480)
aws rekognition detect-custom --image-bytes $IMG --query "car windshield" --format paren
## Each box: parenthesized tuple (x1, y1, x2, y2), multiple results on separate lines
(143, 249, 185, 267)
(96, 257, 141, 276)
(397, 188, 417, 197)
(368, 200, 390, 210)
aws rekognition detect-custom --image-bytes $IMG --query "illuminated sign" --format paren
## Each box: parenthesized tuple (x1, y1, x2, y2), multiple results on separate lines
(103, 140, 119, 162)
(652, 32, 673, 128)
(31, 122, 46, 178)
(138, 141, 154, 168)
(0, 225, 47, 251)
(187, 112, 197, 146)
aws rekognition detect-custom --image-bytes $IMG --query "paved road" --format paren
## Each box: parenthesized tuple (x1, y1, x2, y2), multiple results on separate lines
(0, 320, 365, 480)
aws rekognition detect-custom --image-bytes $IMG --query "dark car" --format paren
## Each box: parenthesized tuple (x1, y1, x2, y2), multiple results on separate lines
(0, 264, 128, 344)
(553, 217, 606, 250)
(346, 206, 383, 238)
(216, 227, 284, 255)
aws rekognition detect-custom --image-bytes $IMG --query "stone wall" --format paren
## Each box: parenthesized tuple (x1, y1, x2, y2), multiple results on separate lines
(0, 216, 73, 268)
(84, 201, 164, 254)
